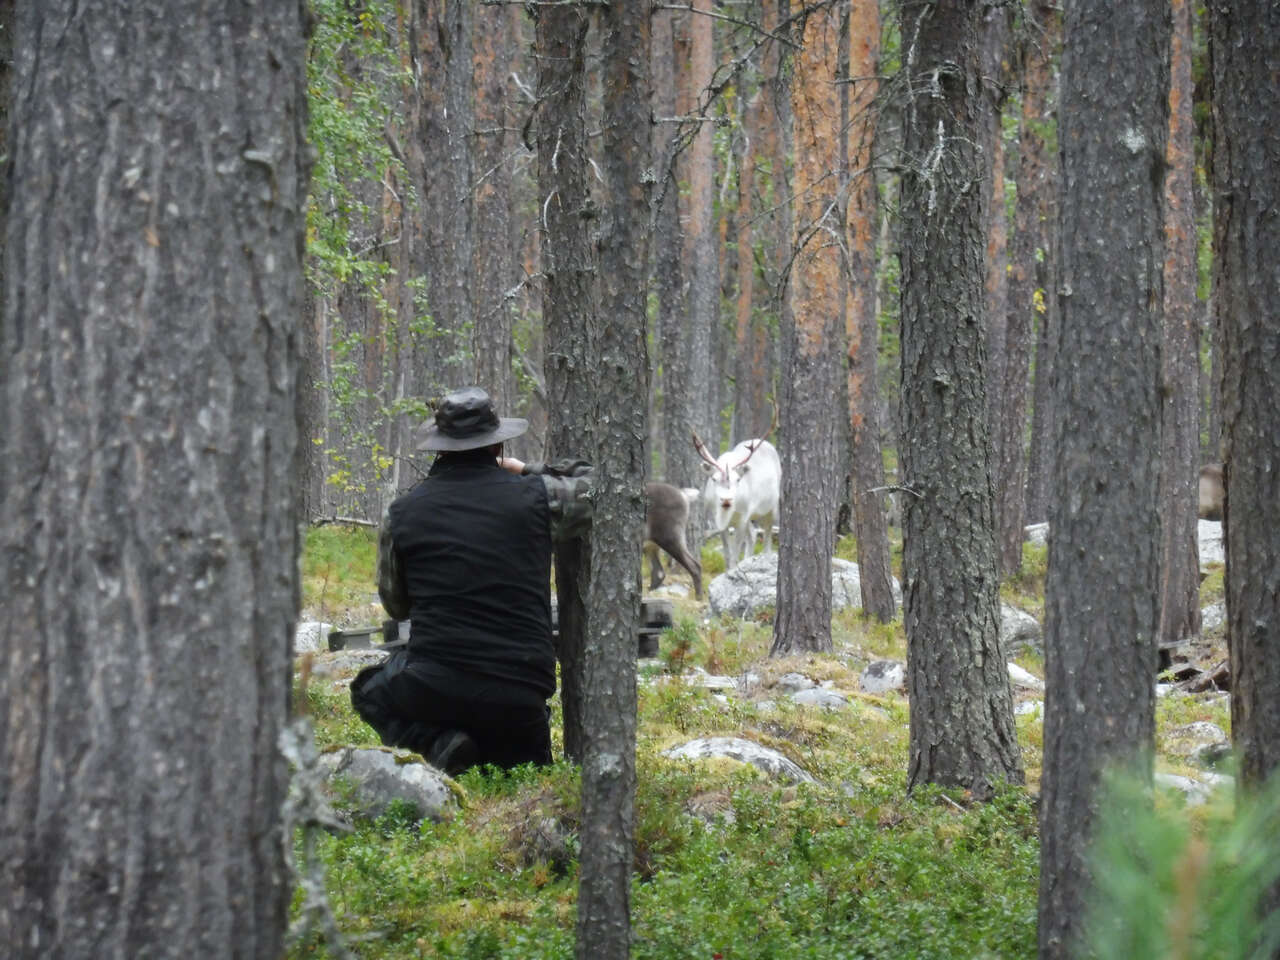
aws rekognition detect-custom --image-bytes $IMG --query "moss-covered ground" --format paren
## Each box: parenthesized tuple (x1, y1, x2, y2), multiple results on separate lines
(288, 525, 1231, 960)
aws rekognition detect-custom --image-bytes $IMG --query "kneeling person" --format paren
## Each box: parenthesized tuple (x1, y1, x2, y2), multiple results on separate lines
(351, 386, 591, 775)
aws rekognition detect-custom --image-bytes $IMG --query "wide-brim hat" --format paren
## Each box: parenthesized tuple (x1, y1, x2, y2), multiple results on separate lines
(416, 386, 528, 452)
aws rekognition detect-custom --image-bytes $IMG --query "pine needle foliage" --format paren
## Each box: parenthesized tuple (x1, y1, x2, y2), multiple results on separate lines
(1082, 769, 1280, 960)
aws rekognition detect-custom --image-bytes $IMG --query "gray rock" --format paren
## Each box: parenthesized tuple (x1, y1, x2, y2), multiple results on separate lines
(1201, 601, 1226, 633)
(1190, 741, 1231, 767)
(860, 660, 906, 695)
(1015, 699, 1043, 717)
(651, 582, 691, 599)
(790, 688, 850, 710)
(1007, 662, 1045, 691)
(1024, 522, 1050, 546)
(1155, 771, 1232, 808)
(680, 666, 738, 692)
(662, 736, 815, 784)
(294, 621, 333, 654)
(1001, 605, 1043, 655)
(831, 558, 904, 612)
(739, 671, 764, 693)
(775, 672, 816, 694)
(1198, 520, 1224, 569)
(707, 552, 902, 620)
(1163, 721, 1229, 758)
(706, 553, 778, 618)
(319, 746, 457, 823)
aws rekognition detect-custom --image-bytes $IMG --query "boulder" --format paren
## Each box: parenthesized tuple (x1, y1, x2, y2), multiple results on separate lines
(318, 746, 457, 823)
(1162, 721, 1229, 760)
(1201, 601, 1226, 633)
(790, 688, 850, 710)
(677, 666, 741, 693)
(775, 672, 816, 694)
(294, 621, 333, 654)
(831, 558, 904, 612)
(1007, 663, 1045, 691)
(1155, 771, 1232, 808)
(860, 659, 906, 695)
(662, 736, 815, 784)
(1198, 520, 1224, 569)
(1024, 522, 1050, 547)
(1001, 604, 1043, 655)
(707, 552, 902, 620)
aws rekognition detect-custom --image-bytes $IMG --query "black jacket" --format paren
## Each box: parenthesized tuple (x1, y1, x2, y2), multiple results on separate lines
(385, 451, 556, 696)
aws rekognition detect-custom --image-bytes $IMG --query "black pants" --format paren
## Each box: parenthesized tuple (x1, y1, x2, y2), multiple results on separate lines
(350, 648, 553, 771)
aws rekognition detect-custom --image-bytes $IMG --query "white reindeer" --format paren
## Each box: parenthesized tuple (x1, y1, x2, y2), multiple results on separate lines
(692, 430, 781, 570)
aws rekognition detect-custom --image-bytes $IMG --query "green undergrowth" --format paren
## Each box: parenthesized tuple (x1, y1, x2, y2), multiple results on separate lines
(302, 524, 380, 623)
(1000, 541, 1048, 621)
(289, 526, 1237, 960)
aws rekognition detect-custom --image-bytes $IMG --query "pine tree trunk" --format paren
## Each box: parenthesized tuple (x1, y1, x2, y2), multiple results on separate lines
(733, 0, 781, 450)
(981, 6, 1012, 439)
(771, 0, 842, 657)
(997, 0, 1058, 572)
(416, 0, 475, 394)
(1156, 0, 1202, 649)
(576, 11, 651, 955)
(472, 2, 517, 412)
(896, 0, 1023, 800)
(1210, 0, 1280, 794)
(534, 2, 595, 763)
(1038, 1, 1169, 955)
(651, 6, 687, 484)
(843, 0, 895, 622)
(0, 3, 309, 955)
(685, 0, 719, 450)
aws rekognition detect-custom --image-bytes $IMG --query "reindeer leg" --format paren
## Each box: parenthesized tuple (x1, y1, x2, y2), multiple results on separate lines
(644, 541, 665, 591)
(678, 548, 703, 599)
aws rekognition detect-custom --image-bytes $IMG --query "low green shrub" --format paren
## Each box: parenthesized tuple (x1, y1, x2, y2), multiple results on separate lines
(1083, 769, 1280, 960)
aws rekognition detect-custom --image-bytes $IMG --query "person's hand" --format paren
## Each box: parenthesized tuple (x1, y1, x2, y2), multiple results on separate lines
(498, 456, 525, 475)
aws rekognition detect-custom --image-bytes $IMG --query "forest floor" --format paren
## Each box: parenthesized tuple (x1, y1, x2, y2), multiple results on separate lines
(290, 525, 1234, 960)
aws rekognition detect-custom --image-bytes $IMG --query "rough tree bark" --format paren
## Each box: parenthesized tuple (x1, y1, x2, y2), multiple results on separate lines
(1210, 0, 1280, 796)
(980, 4, 1012, 440)
(1024, 205, 1060, 527)
(731, 17, 770, 448)
(1037, 1, 1169, 956)
(472, 2, 518, 412)
(658, 7, 714, 497)
(896, 0, 1023, 800)
(651, 6, 688, 483)
(843, 0, 895, 623)
(576, 9, 651, 956)
(1156, 0, 1202, 649)
(997, 1, 1058, 571)
(686, 0, 719, 448)
(416, 0, 475, 395)
(0, 3, 310, 956)
(732, 0, 782, 451)
(1022, 8, 1063, 530)
(534, 2, 596, 764)
(770, 0, 842, 657)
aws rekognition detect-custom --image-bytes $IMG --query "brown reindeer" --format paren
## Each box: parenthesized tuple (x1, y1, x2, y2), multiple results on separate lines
(644, 481, 702, 599)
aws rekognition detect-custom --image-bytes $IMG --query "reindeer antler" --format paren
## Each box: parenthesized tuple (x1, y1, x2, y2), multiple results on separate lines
(692, 429, 728, 481)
